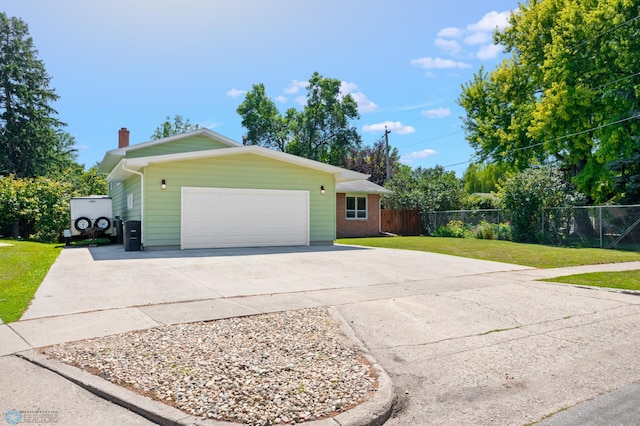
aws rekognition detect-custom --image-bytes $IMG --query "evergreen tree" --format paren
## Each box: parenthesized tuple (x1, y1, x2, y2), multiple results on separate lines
(0, 12, 62, 177)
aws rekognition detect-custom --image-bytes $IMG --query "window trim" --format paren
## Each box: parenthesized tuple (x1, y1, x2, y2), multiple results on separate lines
(345, 194, 368, 220)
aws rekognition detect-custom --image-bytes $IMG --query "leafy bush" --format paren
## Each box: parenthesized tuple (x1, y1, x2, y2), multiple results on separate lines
(474, 221, 496, 239)
(465, 221, 513, 241)
(0, 175, 75, 242)
(498, 166, 584, 243)
(0, 167, 107, 242)
(433, 220, 466, 238)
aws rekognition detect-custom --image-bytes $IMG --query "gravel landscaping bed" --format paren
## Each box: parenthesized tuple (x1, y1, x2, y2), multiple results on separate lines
(40, 307, 378, 425)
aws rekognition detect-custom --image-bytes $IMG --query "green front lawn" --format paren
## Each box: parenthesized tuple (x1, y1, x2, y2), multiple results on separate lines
(541, 270, 640, 291)
(337, 236, 640, 269)
(0, 239, 62, 323)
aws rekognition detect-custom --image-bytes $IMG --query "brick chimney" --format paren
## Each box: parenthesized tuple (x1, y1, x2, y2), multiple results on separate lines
(118, 127, 130, 148)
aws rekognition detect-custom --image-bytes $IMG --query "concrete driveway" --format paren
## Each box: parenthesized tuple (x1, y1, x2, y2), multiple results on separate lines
(8, 244, 640, 424)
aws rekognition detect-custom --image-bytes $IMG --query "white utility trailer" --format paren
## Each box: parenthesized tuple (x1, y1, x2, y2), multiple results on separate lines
(67, 196, 114, 241)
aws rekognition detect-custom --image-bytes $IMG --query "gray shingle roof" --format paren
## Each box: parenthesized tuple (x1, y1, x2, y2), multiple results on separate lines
(336, 180, 392, 194)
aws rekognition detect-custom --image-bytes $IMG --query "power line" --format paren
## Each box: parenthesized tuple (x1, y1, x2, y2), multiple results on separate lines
(570, 8, 640, 51)
(595, 70, 640, 92)
(401, 130, 464, 148)
(441, 113, 640, 170)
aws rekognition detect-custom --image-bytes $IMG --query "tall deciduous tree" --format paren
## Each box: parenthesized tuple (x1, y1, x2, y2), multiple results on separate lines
(0, 12, 62, 178)
(237, 84, 290, 151)
(237, 72, 362, 167)
(150, 115, 200, 140)
(343, 138, 401, 186)
(458, 0, 640, 203)
(463, 162, 509, 194)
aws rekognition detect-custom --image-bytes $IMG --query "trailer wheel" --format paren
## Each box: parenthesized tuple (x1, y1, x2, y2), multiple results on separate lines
(95, 217, 111, 230)
(74, 217, 91, 231)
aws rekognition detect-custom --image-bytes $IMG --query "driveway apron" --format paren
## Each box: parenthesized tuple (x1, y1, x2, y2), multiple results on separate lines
(9, 244, 640, 424)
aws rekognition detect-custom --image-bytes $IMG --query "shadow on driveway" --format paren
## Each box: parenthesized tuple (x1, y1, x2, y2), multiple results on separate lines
(87, 243, 369, 261)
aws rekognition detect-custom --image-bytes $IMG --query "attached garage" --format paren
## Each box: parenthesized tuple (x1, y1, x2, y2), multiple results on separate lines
(181, 187, 309, 249)
(99, 129, 369, 250)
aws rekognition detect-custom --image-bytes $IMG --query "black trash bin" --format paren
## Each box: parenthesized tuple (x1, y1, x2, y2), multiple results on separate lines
(123, 220, 141, 251)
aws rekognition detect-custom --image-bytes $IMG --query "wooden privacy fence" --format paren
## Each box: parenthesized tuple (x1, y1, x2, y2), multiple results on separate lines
(381, 209, 421, 236)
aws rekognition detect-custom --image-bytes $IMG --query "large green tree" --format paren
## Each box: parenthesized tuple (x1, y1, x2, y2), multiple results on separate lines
(462, 162, 509, 194)
(458, 0, 640, 203)
(382, 165, 464, 212)
(343, 138, 401, 186)
(0, 12, 63, 178)
(150, 115, 200, 140)
(237, 83, 290, 151)
(237, 72, 362, 167)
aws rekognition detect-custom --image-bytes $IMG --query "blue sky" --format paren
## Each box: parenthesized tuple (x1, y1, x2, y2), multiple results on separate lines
(3, 0, 520, 174)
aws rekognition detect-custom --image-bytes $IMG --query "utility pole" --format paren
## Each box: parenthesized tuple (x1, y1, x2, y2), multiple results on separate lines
(384, 126, 391, 182)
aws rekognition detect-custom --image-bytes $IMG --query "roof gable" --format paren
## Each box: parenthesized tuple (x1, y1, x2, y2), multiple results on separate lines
(106, 145, 369, 183)
(336, 180, 392, 194)
(98, 128, 241, 174)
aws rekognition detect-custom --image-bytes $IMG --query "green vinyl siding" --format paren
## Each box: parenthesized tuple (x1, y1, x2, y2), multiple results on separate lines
(110, 174, 142, 222)
(142, 153, 336, 248)
(126, 135, 231, 159)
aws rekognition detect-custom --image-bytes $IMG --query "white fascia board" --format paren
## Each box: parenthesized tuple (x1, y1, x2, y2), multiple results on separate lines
(119, 145, 370, 181)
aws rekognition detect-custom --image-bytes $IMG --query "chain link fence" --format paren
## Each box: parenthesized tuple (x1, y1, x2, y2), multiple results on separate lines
(426, 205, 640, 252)
(542, 205, 640, 251)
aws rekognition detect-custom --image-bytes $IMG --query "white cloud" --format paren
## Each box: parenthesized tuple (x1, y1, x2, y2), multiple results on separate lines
(463, 31, 491, 46)
(434, 38, 462, 55)
(362, 121, 416, 135)
(437, 27, 463, 38)
(340, 81, 358, 94)
(200, 121, 223, 129)
(284, 80, 308, 94)
(410, 56, 471, 70)
(275, 95, 287, 103)
(427, 9, 511, 66)
(226, 88, 247, 98)
(294, 95, 307, 106)
(401, 149, 438, 163)
(467, 10, 511, 32)
(422, 108, 451, 118)
(351, 92, 379, 113)
(340, 81, 379, 113)
(476, 44, 503, 60)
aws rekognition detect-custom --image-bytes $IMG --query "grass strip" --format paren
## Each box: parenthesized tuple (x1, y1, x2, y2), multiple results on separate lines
(541, 270, 640, 290)
(0, 239, 62, 323)
(336, 236, 640, 268)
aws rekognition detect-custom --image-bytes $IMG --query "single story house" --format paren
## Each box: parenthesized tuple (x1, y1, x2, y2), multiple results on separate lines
(336, 180, 392, 239)
(97, 128, 389, 250)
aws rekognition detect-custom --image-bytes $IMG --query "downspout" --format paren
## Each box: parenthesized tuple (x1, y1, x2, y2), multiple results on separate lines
(121, 161, 144, 247)
(378, 195, 383, 234)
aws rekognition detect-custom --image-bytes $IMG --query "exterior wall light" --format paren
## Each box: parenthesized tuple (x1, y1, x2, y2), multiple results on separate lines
(161, 179, 167, 190)
(320, 185, 325, 194)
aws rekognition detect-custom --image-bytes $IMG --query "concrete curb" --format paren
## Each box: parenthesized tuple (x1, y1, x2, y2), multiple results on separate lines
(16, 309, 395, 426)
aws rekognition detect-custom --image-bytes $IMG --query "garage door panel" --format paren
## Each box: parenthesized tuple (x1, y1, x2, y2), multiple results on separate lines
(181, 187, 309, 249)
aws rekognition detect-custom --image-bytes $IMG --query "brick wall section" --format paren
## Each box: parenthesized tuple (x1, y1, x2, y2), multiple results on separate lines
(336, 193, 381, 238)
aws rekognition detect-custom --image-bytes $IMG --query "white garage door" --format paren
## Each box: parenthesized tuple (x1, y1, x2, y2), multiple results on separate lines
(181, 187, 309, 249)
